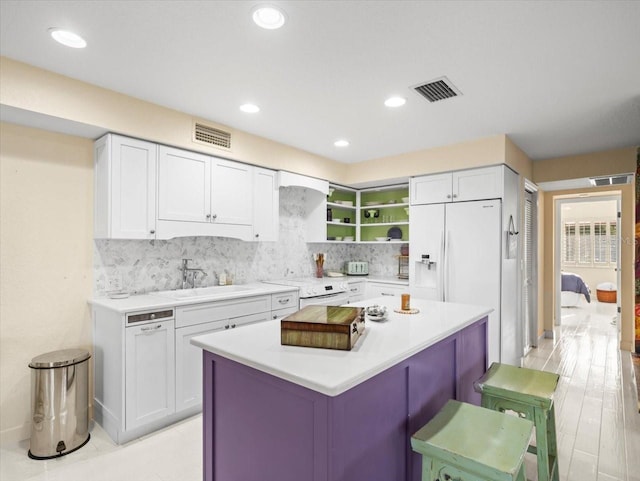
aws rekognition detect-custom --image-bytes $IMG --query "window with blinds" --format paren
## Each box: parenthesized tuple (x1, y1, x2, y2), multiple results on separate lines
(562, 219, 617, 267)
(562, 223, 576, 264)
(578, 222, 592, 264)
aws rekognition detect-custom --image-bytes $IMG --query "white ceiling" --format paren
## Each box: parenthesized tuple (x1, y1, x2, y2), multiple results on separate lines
(1, 0, 639, 164)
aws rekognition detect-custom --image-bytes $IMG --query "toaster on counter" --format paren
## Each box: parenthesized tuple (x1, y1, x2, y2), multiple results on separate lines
(345, 261, 369, 276)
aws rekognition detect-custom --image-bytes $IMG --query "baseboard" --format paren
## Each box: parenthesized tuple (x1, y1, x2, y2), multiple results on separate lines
(1, 403, 94, 448)
(620, 339, 634, 352)
(544, 330, 555, 339)
(0, 422, 30, 447)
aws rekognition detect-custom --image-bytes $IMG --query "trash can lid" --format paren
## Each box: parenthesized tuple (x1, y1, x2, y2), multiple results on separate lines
(29, 349, 91, 369)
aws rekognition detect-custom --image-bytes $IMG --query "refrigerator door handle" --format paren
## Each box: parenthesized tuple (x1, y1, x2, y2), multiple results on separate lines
(438, 230, 445, 302)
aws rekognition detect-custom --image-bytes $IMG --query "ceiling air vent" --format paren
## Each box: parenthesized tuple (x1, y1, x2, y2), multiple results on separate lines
(193, 122, 231, 150)
(413, 76, 462, 103)
(589, 174, 632, 187)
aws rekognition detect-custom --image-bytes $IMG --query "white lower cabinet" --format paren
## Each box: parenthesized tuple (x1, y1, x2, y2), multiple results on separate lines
(175, 320, 226, 412)
(125, 319, 175, 431)
(93, 288, 297, 444)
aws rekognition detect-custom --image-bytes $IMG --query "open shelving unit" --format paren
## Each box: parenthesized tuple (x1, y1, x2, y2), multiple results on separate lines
(325, 183, 409, 243)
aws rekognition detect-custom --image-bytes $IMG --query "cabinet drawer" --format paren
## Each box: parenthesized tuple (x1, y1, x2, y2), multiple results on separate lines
(271, 291, 299, 311)
(271, 306, 298, 320)
(230, 311, 271, 328)
(366, 283, 408, 299)
(176, 295, 271, 328)
(347, 282, 364, 297)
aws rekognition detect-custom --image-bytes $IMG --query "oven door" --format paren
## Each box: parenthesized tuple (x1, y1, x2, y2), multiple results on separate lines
(299, 291, 349, 308)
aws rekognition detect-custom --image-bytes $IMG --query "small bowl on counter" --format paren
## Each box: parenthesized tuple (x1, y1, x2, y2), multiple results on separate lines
(366, 305, 388, 322)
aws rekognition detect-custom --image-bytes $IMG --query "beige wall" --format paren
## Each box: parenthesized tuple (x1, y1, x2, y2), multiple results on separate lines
(533, 147, 637, 182)
(343, 134, 508, 185)
(0, 123, 94, 442)
(0, 57, 347, 183)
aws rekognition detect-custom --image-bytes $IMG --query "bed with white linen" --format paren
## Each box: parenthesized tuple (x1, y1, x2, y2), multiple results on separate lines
(561, 272, 591, 307)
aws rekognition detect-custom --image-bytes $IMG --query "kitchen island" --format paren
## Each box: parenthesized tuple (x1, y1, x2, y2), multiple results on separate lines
(191, 297, 490, 481)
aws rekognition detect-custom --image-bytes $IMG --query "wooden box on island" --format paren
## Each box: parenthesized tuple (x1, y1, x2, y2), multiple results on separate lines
(281, 306, 365, 350)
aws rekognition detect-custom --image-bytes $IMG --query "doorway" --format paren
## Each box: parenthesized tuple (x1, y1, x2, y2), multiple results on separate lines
(554, 195, 621, 328)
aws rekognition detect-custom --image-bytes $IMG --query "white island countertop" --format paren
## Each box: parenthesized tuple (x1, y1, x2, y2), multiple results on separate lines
(191, 297, 491, 396)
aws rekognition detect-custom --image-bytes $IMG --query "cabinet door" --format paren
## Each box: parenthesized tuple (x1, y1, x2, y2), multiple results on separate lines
(175, 321, 225, 413)
(252, 167, 279, 241)
(94, 134, 157, 239)
(410, 173, 452, 205)
(211, 158, 252, 225)
(228, 311, 271, 329)
(125, 320, 175, 430)
(452, 166, 503, 202)
(158, 146, 211, 222)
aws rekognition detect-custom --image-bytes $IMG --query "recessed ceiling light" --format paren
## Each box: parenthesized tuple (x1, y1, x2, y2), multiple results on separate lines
(252, 5, 287, 29)
(48, 28, 87, 48)
(384, 96, 406, 107)
(334, 140, 350, 148)
(240, 103, 260, 113)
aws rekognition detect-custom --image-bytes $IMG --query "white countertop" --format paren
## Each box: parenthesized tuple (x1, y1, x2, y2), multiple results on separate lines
(90, 283, 298, 313)
(191, 297, 492, 396)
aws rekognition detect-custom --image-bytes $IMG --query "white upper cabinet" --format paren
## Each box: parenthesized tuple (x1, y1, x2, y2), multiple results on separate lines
(157, 146, 210, 223)
(410, 166, 505, 205)
(252, 167, 279, 241)
(211, 157, 253, 226)
(155, 147, 254, 240)
(453, 166, 504, 202)
(410, 172, 452, 205)
(94, 134, 157, 239)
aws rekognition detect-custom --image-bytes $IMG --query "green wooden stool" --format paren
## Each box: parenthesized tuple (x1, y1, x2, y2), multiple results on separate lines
(474, 362, 560, 481)
(411, 400, 533, 481)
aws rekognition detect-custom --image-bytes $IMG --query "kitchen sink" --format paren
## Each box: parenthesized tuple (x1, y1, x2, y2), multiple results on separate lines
(152, 285, 254, 300)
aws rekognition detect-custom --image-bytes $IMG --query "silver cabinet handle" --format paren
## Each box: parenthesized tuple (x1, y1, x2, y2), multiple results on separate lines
(350, 288, 358, 292)
(150, 313, 156, 319)
(141, 324, 162, 331)
(381, 292, 394, 296)
(255, 233, 260, 238)
(273, 314, 278, 319)
(452, 194, 458, 198)
(231, 324, 237, 328)
(278, 298, 289, 304)
(446, 194, 452, 199)
(150, 229, 155, 234)
(225, 325, 230, 329)
(206, 214, 211, 219)
(212, 214, 217, 220)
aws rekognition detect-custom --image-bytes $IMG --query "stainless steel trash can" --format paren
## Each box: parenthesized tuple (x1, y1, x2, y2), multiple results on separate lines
(28, 349, 91, 459)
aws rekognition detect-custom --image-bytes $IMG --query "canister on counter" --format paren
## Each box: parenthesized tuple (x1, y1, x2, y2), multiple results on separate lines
(401, 293, 411, 311)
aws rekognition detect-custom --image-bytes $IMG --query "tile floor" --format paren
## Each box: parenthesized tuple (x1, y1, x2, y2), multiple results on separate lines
(522, 301, 640, 481)
(1, 301, 638, 481)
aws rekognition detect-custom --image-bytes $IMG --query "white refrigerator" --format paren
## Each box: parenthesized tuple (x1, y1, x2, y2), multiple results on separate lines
(409, 199, 508, 365)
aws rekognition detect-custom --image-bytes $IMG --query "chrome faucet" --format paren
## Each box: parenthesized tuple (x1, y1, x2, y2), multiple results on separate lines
(181, 259, 207, 289)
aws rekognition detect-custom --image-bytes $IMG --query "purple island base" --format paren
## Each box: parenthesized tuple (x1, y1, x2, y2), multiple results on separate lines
(202, 316, 487, 481)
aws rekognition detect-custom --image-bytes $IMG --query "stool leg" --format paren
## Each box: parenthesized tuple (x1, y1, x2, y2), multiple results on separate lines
(533, 406, 551, 481)
(421, 455, 437, 481)
(516, 462, 527, 481)
(547, 403, 560, 481)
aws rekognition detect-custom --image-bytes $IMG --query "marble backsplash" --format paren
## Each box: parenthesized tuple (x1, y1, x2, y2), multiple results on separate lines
(94, 187, 404, 295)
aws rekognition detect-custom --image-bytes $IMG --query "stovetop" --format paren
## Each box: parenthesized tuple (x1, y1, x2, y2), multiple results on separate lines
(263, 277, 348, 298)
